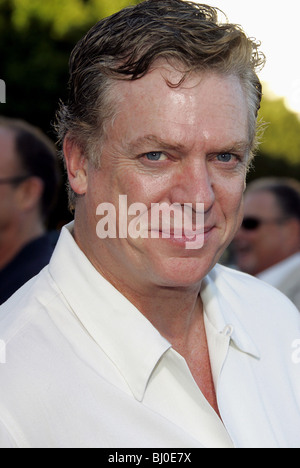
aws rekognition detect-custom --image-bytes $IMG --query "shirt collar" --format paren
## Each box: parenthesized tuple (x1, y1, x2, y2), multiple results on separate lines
(49, 223, 259, 402)
(201, 268, 261, 360)
(48, 223, 171, 402)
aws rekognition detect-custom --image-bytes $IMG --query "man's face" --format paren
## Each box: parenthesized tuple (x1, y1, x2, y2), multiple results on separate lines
(233, 190, 293, 275)
(77, 66, 250, 291)
(0, 129, 22, 234)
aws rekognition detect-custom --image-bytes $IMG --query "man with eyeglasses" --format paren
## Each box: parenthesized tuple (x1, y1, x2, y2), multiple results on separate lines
(233, 177, 300, 310)
(0, 117, 60, 305)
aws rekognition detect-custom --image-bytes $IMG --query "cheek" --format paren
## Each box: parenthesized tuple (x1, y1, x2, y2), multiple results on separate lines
(249, 231, 278, 258)
(117, 171, 172, 205)
(217, 180, 245, 219)
(260, 229, 283, 249)
(0, 189, 17, 210)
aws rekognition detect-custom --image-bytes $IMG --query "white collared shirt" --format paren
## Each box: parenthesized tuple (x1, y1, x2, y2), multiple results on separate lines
(0, 223, 299, 448)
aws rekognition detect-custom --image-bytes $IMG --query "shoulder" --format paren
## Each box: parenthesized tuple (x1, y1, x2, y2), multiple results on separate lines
(276, 263, 300, 291)
(203, 265, 300, 374)
(0, 266, 61, 344)
(206, 264, 300, 329)
(211, 263, 297, 302)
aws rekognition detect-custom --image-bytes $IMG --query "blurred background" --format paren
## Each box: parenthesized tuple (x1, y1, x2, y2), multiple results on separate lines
(0, 0, 300, 230)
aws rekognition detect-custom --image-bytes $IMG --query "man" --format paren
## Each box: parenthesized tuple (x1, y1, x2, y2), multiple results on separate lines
(0, 0, 299, 448)
(0, 117, 60, 304)
(233, 178, 300, 310)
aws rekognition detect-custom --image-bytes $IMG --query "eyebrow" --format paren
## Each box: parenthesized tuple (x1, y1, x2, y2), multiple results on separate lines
(126, 134, 251, 155)
(221, 141, 251, 155)
(126, 134, 187, 153)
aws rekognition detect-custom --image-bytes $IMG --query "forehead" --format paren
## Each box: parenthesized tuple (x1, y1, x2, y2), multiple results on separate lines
(244, 190, 280, 216)
(0, 128, 19, 173)
(111, 65, 249, 150)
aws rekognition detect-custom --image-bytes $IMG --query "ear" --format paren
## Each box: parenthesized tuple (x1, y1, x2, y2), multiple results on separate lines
(16, 176, 44, 212)
(284, 218, 300, 251)
(63, 135, 88, 196)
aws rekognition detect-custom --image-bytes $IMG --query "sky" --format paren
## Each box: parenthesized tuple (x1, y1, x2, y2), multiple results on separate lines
(195, 0, 300, 115)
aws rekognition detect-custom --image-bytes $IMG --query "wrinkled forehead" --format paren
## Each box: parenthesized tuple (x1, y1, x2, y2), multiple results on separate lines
(109, 66, 250, 153)
(244, 190, 282, 217)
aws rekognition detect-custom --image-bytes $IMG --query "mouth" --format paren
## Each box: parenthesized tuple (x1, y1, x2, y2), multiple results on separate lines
(149, 225, 215, 250)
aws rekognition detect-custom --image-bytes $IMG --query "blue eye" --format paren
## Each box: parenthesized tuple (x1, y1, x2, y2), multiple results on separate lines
(146, 152, 163, 161)
(217, 153, 233, 162)
(145, 152, 167, 161)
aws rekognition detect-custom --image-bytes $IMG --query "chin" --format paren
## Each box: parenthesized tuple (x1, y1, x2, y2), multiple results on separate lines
(149, 255, 216, 289)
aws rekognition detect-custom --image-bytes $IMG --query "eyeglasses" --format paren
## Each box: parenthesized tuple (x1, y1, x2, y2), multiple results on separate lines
(0, 175, 31, 185)
(241, 216, 289, 231)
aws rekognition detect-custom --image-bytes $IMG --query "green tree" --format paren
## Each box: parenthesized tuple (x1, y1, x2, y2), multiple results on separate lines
(0, 0, 137, 134)
(247, 92, 300, 184)
(7, 0, 133, 38)
(258, 94, 300, 165)
(0, 0, 137, 227)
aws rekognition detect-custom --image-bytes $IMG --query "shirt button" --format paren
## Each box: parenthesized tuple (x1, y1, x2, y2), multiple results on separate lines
(222, 324, 234, 337)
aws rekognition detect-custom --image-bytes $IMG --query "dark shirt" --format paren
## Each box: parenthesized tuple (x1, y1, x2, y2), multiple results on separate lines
(0, 233, 58, 305)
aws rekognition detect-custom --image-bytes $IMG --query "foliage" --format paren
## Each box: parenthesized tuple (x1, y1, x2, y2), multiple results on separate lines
(247, 151, 300, 184)
(258, 94, 300, 165)
(0, 0, 137, 135)
(247, 94, 300, 185)
(0, 0, 137, 227)
(8, 0, 133, 38)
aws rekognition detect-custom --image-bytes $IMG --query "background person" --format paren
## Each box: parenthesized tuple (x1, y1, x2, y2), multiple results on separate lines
(233, 177, 300, 310)
(0, 117, 60, 304)
(0, 0, 299, 448)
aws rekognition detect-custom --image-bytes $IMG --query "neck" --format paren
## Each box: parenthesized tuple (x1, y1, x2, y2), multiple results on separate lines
(86, 248, 204, 352)
(125, 284, 203, 348)
(0, 217, 45, 270)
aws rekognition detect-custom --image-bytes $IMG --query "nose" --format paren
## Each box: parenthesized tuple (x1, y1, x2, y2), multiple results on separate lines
(170, 158, 215, 213)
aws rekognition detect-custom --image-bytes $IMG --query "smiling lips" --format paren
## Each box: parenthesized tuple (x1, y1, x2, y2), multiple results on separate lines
(157, 225, 213, 238)
(158, 225, 215, 251)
